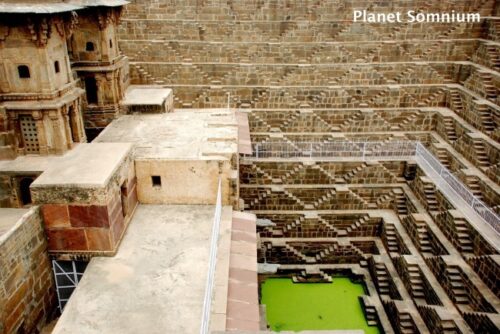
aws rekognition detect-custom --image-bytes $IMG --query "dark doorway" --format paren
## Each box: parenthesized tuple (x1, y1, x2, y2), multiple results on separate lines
(68, 106, 77, 142)
(20, 177, 34, 205)
(84, 77, 98, 104)
(120, 182, 128, 217)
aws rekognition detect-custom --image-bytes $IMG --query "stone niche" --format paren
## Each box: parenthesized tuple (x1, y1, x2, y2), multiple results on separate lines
(30, 143, 137, 258)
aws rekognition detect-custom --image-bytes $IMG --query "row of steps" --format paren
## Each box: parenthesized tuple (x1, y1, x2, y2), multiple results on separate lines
(446, 266, 470, 305)
(384, 224, 399, 253)
(422, 181, 439, 212)
(471, 138, 490, 168)
(453, 219, 474, 253)
(476, 104, 495, 133)
(407, 264, 425, 300)
(392, 189, 408, 215)
(442, 116, 458, 142)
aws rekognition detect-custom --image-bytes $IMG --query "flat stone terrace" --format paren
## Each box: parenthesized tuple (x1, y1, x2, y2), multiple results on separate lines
(94, 108, 238, 159)
(52, 204, 232, 334)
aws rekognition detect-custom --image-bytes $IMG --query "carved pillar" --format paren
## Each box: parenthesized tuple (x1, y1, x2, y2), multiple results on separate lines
(32, 111, 49, 155)
(61, 105, 74, 149)
(95, 75, 105, 107)
(73, 99, 87, 143)
(7, 112, 21, 154)
(48, 110, 65, 154)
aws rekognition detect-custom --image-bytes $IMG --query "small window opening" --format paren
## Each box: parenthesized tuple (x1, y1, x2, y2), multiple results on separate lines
(18, 65, 30, 78)
(109, 39, 113, 48)
(54, 61, 60, 73)
(86, 42, 95, 52)
(152, 176, 161, 187)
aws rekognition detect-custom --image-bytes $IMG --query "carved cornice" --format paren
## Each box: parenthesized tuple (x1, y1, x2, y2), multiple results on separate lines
(26, 17, 51, 47)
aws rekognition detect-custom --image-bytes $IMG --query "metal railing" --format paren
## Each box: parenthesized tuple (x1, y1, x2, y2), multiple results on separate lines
(415, 143, 500, 233)
(253, 140, 417, 159)
(248, 140, 500, 235)
(200, 177, 223, 334)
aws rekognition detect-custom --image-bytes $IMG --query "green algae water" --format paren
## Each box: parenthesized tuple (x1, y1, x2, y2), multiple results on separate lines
(261, 277, 380, 333)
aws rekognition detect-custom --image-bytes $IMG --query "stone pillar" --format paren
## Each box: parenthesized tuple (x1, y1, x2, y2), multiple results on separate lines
(48, 110, 66, 154)
(32, 111, 49, 155)
(74, 99, 87, 143)
(7, 112, 21, 154)
(61, 105, 74, 149)
(96, 75, 105, 107)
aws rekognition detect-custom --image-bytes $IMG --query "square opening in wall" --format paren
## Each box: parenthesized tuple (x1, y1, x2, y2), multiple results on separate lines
(152, 175, 162, 187)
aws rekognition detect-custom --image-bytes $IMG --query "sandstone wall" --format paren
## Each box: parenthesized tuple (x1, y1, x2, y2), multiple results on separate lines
(0, 208, 55, 334)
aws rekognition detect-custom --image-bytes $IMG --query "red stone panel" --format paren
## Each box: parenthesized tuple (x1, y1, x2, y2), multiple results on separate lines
(68, 205, 109, 228)
(41, 204, 70, 228)
(110, 210, 125, 246)
(85, 228, 112, 251)
(46, 229, 88, 251)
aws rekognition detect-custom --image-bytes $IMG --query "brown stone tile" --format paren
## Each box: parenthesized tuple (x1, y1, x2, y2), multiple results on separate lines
(69, 205, 109, 228)
(227, 300, 260, 321)
(230, 253, 257, 271)
(85, 228, 112, 251)
(46, 229, 88, 251)
(229, 268, 257, 283)
(110, 211, 125, 246)
(228, 281, 258, 304)
(231, 230, 256, 243)
(225, 317, 260, 331)
(232, 218, 256, 233)
(42, 204, 70, 228)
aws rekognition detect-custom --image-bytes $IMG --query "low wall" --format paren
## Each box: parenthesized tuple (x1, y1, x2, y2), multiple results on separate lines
(0, 208, 55, 334)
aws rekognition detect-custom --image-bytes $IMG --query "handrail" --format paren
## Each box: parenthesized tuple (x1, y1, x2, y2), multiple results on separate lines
(248, 140, 500, 235)
(200, 177, 223, 334)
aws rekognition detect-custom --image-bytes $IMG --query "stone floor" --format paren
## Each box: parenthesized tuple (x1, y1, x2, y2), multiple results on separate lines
(52, 204, 232, 334)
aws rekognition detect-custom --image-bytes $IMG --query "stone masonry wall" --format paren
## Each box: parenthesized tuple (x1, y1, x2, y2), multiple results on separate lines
(0, 208, 55, 334)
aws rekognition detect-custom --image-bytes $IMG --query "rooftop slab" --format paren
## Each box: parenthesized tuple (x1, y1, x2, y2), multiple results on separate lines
(31, 143, 132, 188)
(121, 85, 173, 106)
(95, 109, 238, 160)
(53, 204, 231, 334)
(0, 1, 128, 14)
(0, 208, 30, 241)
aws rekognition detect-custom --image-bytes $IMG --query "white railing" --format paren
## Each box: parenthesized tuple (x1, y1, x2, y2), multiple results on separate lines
(200, 177, 222, 334)
(253, 141, 417, 159)
(415, 143, 500, 233)
(248, 140, 500, 235)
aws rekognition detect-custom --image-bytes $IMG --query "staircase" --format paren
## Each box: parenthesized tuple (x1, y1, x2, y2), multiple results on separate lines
(477, 71, 497, 101)
(476, 105, 495, 133)
(422, 180, 439, 212)
(471, 138, 490, 168)
(465, 176, 483, 200)
(434, 147, 451, 169)
(373, 262, 391, 296)
(343, 163, 367, 182)
(448, 89, 464, 115)
(407, 264, 425, 300)
(384, 224, 399, 253)
(485, 44, 500, 70)
(346, 216, 369, 234)
(442, 116, 458, 142)
(313, 189, 336, 207)
(284, 216, 305, 232)
(284, 244, 315, 263)
(392, 189, 408, 215)
(446, 266, 469, 305)
(454, 218, 474, 253)
(247, 188, 272, 207)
